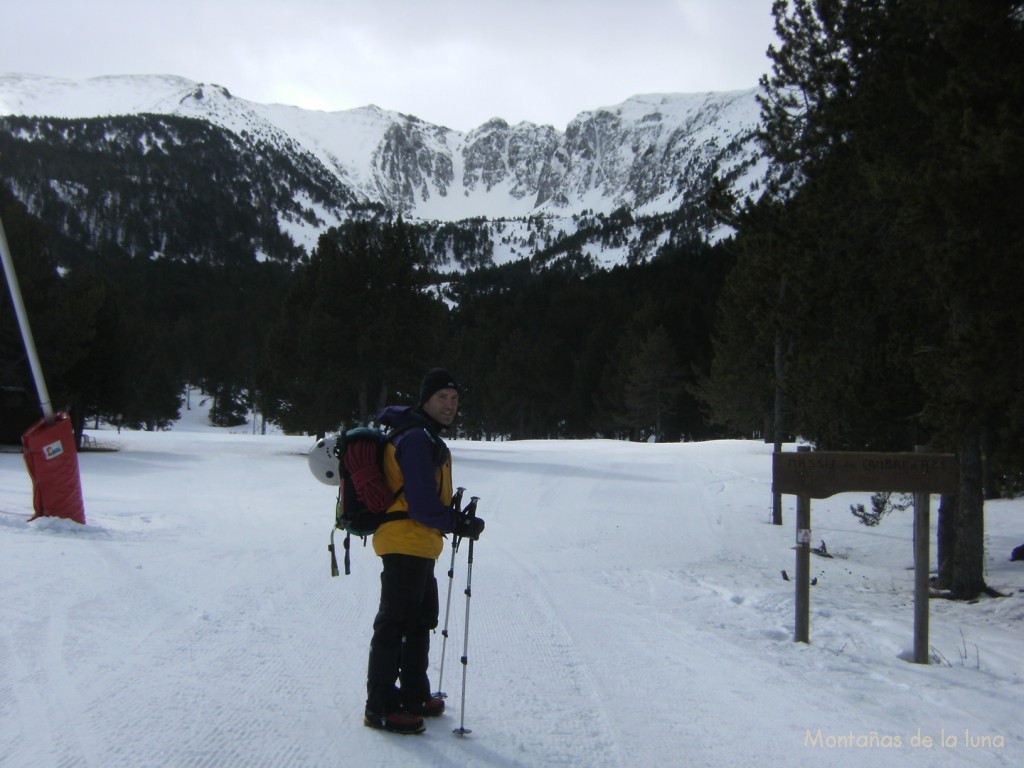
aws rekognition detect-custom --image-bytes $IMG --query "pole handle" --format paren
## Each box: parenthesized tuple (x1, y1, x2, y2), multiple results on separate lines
(452, 487, 466, 513)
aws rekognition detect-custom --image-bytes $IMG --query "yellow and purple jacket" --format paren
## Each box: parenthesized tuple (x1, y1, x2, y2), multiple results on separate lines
(371, 406, 455, 560)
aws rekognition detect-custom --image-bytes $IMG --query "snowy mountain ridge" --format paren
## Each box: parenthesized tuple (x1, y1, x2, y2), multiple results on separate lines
(0, 73, 763, 215)
(0, 73, 765, 263)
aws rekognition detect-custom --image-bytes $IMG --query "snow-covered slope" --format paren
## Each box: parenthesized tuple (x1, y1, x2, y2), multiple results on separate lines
(0, 73, 763, 223)
(1, 410, 1020, 767)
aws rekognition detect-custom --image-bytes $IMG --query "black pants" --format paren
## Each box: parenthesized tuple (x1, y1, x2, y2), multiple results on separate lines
(366, 554, 439, 714)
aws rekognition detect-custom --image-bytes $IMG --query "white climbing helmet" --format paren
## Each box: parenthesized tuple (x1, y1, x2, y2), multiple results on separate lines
(307, 435, 341, 485)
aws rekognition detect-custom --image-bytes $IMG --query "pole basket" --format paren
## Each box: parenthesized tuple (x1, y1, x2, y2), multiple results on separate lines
(22, 412, 86, 524)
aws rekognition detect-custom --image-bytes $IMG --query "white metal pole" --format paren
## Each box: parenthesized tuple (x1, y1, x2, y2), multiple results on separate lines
(0, 214, 55, 423)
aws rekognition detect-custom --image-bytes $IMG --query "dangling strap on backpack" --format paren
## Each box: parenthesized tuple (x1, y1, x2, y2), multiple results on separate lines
(328, 526, 343, 577)
(327, 527, 361, 577)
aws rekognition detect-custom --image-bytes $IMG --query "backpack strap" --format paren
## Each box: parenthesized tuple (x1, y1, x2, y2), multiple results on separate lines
(379, 421, 422, 503)
(327, 525, 344, 576)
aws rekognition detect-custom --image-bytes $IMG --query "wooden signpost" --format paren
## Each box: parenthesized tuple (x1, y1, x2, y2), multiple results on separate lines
(772, 446, 958, 663)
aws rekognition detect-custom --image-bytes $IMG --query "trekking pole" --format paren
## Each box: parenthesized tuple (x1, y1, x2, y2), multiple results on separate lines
(453, 496, 479, 736)
(433, 487, 465, 699)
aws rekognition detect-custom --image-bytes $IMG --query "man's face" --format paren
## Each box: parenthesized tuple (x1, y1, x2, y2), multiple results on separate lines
(422, 387, 459, 426)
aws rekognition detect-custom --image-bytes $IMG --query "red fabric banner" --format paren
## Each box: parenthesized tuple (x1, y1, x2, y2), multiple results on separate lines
(21, 412, 86, 524)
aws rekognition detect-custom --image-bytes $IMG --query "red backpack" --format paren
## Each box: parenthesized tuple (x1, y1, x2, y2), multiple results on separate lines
(310, 424, 417, 576)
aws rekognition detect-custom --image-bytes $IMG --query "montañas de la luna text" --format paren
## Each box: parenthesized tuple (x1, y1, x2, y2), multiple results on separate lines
(804, 728, 1004, 750)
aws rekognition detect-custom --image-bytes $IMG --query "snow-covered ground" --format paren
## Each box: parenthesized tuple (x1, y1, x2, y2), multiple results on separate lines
(1, 399, 1021, 767)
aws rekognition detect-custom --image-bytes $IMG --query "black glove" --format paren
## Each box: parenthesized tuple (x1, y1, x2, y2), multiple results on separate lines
(454, 514, 485, 541)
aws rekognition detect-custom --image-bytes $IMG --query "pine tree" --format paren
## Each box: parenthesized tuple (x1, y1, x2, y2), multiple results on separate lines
(622, 326, 683, 442)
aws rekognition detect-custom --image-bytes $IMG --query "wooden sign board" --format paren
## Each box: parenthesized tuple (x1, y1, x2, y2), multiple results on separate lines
(772, 451, 958, 499)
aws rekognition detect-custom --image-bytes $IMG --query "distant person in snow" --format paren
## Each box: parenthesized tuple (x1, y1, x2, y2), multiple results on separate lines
(363, 367, 485, 734)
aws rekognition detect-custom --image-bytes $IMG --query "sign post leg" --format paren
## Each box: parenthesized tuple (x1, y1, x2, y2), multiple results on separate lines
(794, 444, 811, 644)
(795, 492, 811, 643)
(913, 446, 931, 663)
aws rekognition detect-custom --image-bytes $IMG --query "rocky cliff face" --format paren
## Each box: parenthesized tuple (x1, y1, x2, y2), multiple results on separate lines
(462, 118, 561, 201)
(345, 89, 761, 220)
(534, 91, 761, 214)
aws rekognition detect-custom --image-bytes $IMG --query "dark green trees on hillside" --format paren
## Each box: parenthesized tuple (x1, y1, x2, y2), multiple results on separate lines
(702, 0, 1024, 598)
(2, 189, 89, 433)
(255, 217, 730, 442)
(6, 171, 729, 446)
(449, 245, 730, 441)
(2, 181, 295, 437)
(261, 218, 448, 434)
(0, 114, 341, 266)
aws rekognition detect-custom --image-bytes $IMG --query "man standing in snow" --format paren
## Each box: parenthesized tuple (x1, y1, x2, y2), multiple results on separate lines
(363, 368, 484, 734)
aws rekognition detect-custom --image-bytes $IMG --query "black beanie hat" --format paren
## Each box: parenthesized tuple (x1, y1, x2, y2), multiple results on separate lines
(419, 368, 460, 405)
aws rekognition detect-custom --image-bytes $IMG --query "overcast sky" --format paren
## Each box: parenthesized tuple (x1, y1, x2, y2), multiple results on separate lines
(2, 0, 778, 131)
